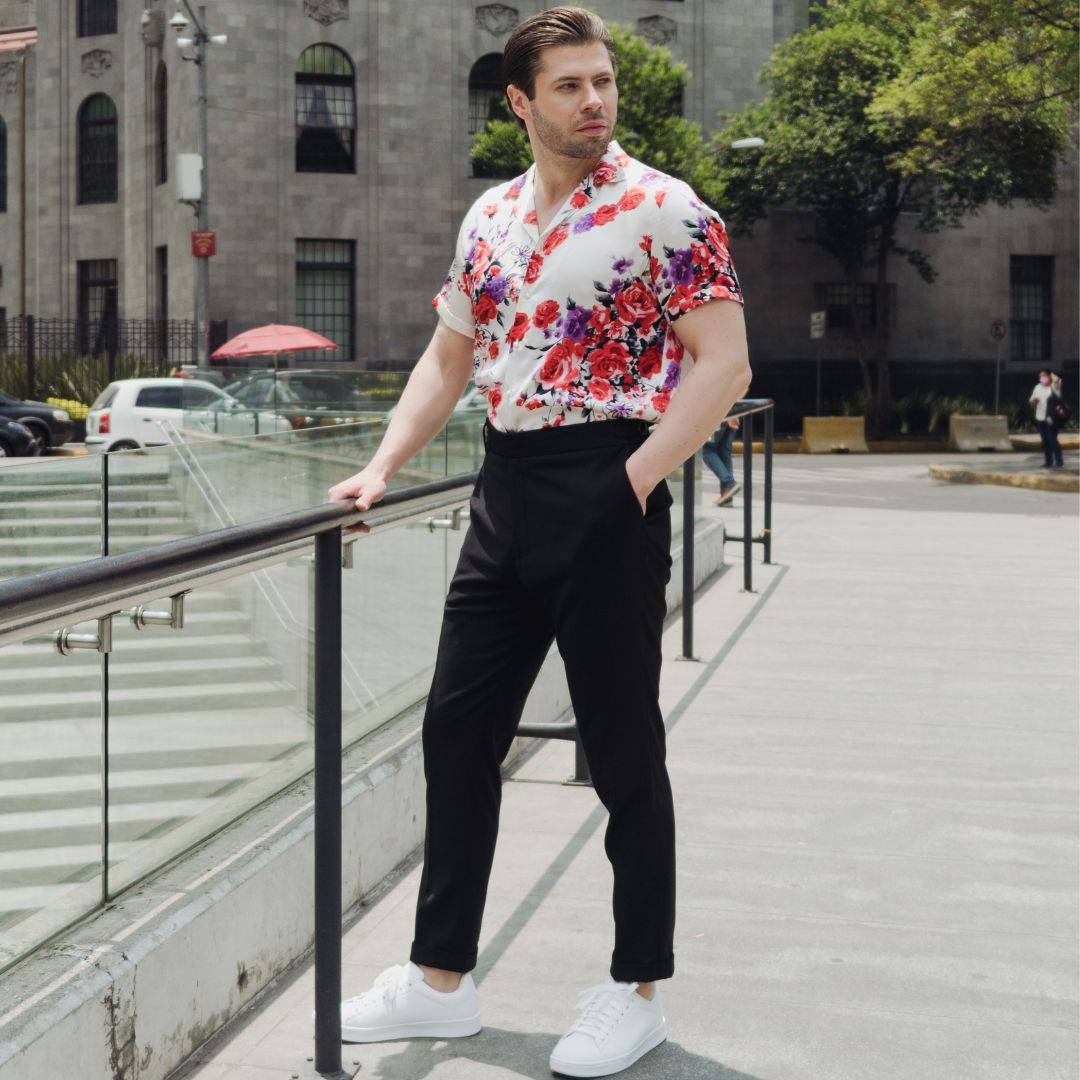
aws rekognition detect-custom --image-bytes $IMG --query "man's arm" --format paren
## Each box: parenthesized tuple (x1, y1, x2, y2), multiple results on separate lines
(327, 319, 474, 511)
(626, 299, 752, 502)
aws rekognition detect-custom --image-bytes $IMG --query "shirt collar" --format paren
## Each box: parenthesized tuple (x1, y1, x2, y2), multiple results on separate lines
(510, 138, 629, 242)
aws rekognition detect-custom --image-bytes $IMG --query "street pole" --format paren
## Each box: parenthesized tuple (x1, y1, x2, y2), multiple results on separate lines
(195, 5, 209, 371)
(994, 335, 1001, 415)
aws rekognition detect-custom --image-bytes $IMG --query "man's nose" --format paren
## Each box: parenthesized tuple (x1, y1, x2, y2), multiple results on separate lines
(581, 84, 603, 111)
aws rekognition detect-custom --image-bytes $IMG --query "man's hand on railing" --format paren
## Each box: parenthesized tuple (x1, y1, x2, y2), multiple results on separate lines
(327, 466, 387, 536)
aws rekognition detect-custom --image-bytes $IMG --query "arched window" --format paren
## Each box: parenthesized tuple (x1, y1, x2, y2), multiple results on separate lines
(295, 44, 356, 173)
(468, 54, 510, 136)
(77, 0, 117, 38)
(154, 62, 167, 185)
(468, 54, 515, 179)
(0, 117, 7, 214)
(77, 93, 118, 204)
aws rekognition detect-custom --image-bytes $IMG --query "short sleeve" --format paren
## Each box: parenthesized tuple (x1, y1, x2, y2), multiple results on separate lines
(648, 180, 744, 323)
(432, 211, 476, 339)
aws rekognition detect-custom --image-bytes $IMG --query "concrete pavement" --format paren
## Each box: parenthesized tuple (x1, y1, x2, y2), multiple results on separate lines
(172, 456, 1079, 1080)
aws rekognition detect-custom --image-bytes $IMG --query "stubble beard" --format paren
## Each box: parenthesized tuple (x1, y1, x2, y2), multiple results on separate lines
(529, 101, 610, 161)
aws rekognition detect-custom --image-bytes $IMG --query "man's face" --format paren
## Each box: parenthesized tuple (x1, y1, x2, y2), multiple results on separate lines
(512, 42, 618, 160)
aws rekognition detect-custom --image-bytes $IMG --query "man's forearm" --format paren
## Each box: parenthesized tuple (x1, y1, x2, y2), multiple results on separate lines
(631, 353, 752, 490)
(368, 347, 471, 482)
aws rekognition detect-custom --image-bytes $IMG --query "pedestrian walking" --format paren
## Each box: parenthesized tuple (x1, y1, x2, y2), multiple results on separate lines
(702, 416, 742, 504)
(1030, 368, 1065, 468)
(326, 8, 749, 1076)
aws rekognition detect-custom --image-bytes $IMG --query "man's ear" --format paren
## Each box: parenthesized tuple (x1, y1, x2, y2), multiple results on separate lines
(506, 83, 529, 125)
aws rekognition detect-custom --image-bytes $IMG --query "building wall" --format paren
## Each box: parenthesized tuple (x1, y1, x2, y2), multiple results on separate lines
(2, 0, 1076, 374)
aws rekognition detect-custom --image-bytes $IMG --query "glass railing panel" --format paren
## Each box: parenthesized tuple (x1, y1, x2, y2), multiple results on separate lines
(0, 631, 104, 972)
(104, 565, 318, 895)
(0, 453, 104, 582)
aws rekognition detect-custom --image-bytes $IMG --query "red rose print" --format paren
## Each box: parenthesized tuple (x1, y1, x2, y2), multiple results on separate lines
(638, 346, 662, 379)
(593, 203, 619, 227)
(615, 152, 629, 167)
(470, 239, 493, 276)
(539, 340, 583, 388)
(488, 385, 502, 410)
(533, 299, 560, 329)
(542, 227, 569, 255)
(587, 377, 613, 401)
(668, 284, 698, 315)
(488, 341, 499, 359)
(613, 281, 661, 332)
(525, 252, 544, 284)
(482, 203, 497, 218)
(705, 219, 730, 254)
(651, 388, 671, 413)
(474, 293, 498, 324)
(639, 234, 652, 253)
(617, 188, 646, 212)
(589, 341, 630, 381)
(570, 190, 589, 209)
(593, 161, 617, 186)
(588, 305, 613, 332)
(507, 311, 530, 343)
(654, 189, 667, 208)
(524, 209, 538, 225)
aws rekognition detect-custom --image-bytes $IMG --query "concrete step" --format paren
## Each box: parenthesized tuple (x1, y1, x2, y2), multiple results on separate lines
(0, 679, 298, 723)
(0, 482, 177, 502)
(0, 499, 184, 519)
(3, 517, 189, 538)
(0, 654, 283, 695)
(0, 630, 269, 670)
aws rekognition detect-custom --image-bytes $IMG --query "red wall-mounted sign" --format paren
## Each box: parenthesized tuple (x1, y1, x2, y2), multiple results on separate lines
(191, 231, 216, 258)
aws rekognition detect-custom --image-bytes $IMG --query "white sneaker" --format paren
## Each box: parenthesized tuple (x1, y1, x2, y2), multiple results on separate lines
(337, 961, 481, 1043)
(549, 976, 667, 1077)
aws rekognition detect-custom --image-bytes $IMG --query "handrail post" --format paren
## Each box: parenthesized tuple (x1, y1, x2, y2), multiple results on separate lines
(763, 406, 773, 565)
(680, 455, 694, 659)
(742, 410, 753, 592)
(313, 527, 342, 1076)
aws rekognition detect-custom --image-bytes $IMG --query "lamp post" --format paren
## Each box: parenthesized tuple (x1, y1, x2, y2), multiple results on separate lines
(170, 2, 227, 370)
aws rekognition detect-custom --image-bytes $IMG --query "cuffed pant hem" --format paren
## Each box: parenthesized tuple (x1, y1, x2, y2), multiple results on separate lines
(610, 955, 675, 983)
(409, 942, 477, 974)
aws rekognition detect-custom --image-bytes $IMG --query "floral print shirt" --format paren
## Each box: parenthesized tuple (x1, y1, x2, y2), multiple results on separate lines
(433, 139, 744, 432)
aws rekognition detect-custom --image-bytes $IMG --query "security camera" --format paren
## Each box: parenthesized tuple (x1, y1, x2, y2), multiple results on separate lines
(169, 11, 189, 32)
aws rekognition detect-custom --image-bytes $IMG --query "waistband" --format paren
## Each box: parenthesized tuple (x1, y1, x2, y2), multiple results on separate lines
(482, 416, 654, 458)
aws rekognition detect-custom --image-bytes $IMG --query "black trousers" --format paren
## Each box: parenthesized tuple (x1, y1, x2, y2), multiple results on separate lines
(409, 416, 677, 983)
(1036, 419, 1064, 466)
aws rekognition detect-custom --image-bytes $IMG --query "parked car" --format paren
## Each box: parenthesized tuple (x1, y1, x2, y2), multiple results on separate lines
(0, 417, 39, 458)
(384, 385, 488, 422)
(222, 370, 365, 409)
(168, 364, 228, 388)
(0, 391, 74, 454)
(84, 378, 292, 452)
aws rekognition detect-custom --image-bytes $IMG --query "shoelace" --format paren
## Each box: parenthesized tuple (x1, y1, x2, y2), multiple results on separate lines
(568, 980, 640, 1045)
(345, 964, 412, 1014)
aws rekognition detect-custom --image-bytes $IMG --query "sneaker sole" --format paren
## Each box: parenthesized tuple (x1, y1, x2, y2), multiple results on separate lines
(341, 1013, 482, 1043)
(549, 1018, 667, 1077)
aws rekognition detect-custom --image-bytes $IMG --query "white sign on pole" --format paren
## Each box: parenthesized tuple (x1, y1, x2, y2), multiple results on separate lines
(810, 310, 826, 340)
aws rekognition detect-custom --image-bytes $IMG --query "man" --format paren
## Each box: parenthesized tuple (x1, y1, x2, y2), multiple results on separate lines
(326, 8, 750, 1076)
(1029, 369, 1064, 468)
(703, 415, 742, 504)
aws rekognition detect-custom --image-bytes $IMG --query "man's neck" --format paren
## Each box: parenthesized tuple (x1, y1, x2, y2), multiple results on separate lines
(531, 144, 604, 210)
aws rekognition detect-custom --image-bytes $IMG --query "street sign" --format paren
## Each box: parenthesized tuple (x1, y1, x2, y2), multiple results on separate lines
(191, 231, 216, 258)
(991, 318, 1007, 341)
(810, 310, 826, 339)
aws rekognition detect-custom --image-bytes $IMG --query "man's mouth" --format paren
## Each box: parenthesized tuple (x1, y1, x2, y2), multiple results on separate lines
(577, 122, 607, 134)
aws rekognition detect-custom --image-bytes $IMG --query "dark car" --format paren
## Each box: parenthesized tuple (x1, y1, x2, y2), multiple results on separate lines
(0, 392, 74, 454)
(0, 416, 39, 458)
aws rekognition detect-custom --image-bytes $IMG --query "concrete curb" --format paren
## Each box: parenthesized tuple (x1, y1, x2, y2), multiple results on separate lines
(928, 462, 1079, 492)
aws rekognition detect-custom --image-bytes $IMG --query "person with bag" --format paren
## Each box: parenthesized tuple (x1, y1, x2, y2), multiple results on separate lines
(1029, 369, 1065, 468)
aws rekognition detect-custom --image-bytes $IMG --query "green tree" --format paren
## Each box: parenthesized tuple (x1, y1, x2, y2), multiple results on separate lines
(710, 0, 1078, 436)
(469, 23, 713, 187)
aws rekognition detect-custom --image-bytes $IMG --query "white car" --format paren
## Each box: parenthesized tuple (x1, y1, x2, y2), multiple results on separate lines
(85, 378, 292, 453)
(384, 385, 488, 422)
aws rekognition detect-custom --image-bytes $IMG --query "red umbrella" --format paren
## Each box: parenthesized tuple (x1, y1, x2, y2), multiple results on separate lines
(210, 323, 338, 364)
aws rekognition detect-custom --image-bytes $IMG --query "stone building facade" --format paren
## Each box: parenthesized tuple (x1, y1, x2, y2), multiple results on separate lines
(0, 0, 1075, 378)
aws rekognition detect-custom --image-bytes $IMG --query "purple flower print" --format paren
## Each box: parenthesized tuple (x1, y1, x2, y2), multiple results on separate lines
(662, 363, 681, 390)
(573, 214, 596, 234)
(564, 306, 590, 341)
(666, 247, 695, 288)
(484, 275, 509, 302)
(612, 257, 633, 274)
